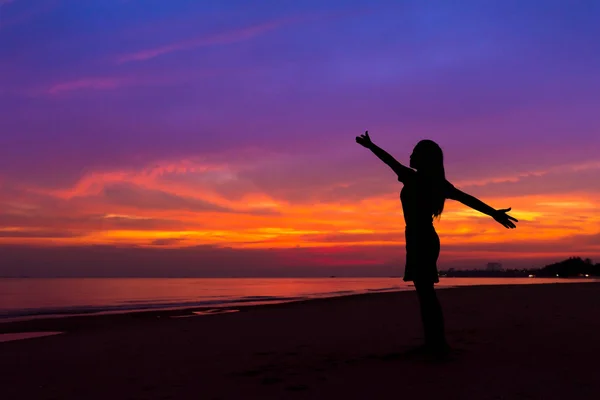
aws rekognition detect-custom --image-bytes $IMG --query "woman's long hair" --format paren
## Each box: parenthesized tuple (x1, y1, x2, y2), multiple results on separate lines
(414, 140, 446, 218)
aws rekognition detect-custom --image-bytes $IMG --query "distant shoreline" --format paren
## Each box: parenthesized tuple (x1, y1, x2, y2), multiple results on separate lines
(439, 272, 597, 278)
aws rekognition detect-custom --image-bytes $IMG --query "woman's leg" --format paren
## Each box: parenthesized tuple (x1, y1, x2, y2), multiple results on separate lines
(414, 280, 447, 350)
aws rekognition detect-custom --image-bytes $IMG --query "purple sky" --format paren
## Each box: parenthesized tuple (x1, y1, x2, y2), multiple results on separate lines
(1, 0, 599, 276)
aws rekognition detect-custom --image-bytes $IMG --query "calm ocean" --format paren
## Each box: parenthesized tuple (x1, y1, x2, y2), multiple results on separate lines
(0, 277, 596, 322)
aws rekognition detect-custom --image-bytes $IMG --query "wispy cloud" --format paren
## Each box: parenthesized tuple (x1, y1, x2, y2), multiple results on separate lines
(101, 182, 235, 213)
(150, 238, 186, 246)
(47, 77, 128, 94)
(455, 160, 600, 189)
(117, 18, 293, 64)
(42, 67, 221, 95)
(0, 227, 81, 238)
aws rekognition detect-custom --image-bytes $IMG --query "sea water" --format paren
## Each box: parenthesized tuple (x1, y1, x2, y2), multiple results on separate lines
(0, 277, 596, 322)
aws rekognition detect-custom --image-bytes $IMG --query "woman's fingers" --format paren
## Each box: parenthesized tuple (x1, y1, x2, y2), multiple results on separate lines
(497, 214, 516, 228)
(355, 136, 369, 147)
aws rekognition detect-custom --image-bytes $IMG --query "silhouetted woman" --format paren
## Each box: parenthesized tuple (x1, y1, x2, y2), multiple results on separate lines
(356, 131, 517, 356)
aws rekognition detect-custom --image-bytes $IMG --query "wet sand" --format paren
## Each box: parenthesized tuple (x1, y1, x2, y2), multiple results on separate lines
(2, 283, 599, 399)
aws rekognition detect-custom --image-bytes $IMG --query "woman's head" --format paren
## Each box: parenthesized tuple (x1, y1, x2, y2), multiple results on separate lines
(410, 140, 446, 217)
(409, 139, 444, 172)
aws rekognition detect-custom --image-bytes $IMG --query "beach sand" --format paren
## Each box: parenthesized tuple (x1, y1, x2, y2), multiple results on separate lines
(2, 283, 599, 399)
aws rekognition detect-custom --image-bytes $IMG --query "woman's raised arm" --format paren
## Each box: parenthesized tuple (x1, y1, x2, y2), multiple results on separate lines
(355, 131, 414, 182)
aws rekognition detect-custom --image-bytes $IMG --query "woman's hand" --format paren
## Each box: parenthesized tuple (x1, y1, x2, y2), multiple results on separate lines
(493, 208, 518, 229)
(355, 131, 373, 148)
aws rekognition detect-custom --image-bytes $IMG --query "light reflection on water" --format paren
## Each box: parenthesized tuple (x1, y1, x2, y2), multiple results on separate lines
(0, 331, 63, 342)
(0, 277, 596, 321)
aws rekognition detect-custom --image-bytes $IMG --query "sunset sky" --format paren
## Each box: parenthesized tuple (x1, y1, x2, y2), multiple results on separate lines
(1, 0, 599, 277)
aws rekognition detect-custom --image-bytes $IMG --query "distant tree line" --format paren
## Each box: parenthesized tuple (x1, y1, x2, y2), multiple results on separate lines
(439, 257, 600, 278)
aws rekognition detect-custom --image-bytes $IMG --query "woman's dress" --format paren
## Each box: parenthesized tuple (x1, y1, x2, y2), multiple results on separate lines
(400, 173, 455, 284)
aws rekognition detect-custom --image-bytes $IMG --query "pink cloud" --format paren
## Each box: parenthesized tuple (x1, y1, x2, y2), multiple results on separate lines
(47, 77, 128, 94)
(117, 18, 292, 63)
(41, 67, 223, 95)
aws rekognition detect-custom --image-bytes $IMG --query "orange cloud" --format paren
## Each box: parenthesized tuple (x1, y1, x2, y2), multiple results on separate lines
(1, 155, 599, 273)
